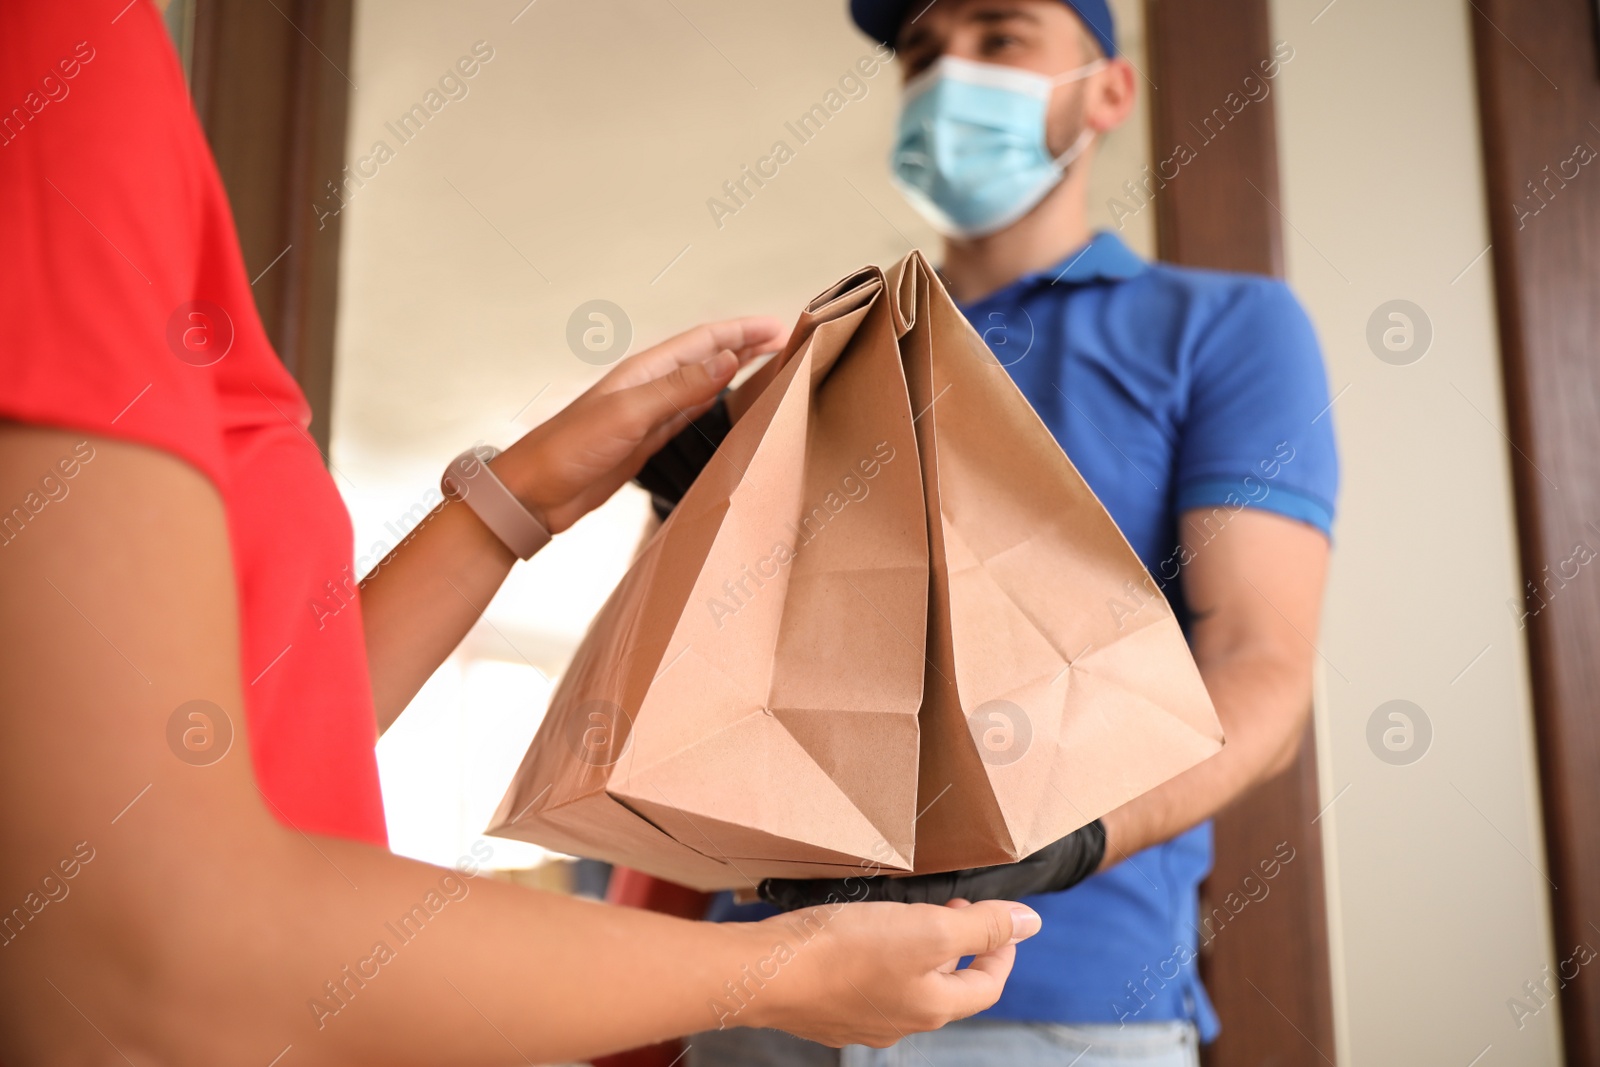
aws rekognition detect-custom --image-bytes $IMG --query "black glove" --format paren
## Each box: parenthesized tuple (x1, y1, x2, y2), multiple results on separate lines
(758, 820, 1106, 910)
(633, 396, 732, 521)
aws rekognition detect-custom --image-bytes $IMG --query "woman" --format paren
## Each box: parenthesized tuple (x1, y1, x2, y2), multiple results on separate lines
(0, 2, 1039, 1063)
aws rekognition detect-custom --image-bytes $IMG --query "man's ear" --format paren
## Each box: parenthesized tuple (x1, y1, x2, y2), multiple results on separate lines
(1086, 59, 1138, 134)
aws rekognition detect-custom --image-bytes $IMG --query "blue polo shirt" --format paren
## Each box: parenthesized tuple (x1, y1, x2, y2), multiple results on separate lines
(708, 231, 1339, 1041)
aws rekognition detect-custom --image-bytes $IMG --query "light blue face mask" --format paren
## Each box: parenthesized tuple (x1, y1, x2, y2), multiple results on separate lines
(892, 55, 1106, 238)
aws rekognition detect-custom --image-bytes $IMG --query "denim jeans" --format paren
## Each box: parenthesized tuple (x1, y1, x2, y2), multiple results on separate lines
(687, 1019, 1201, 1067)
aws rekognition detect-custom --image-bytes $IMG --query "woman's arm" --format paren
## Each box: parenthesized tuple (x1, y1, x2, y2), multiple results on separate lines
(360, 317, 783, 731)
(0, 423, 1038, 1065)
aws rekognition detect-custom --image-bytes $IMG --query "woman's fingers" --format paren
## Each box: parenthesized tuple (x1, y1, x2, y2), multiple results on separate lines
(940, 941, 1017, 1012)
(726, 337, 793, 422)
(681, 316, 787, 361)
(619, 349, 740, 434)
(927, 900, 1035, 1017)
(938, 898, 1041, 957)
(598, 316, 786, 392)
(507, 315, 779, 531)
(756, 898, 1040, 1048)
(914, 899, 1033, 1017)
(934, 898, 973, 973)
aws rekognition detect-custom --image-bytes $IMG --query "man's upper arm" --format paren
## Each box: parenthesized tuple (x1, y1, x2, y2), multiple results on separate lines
(1179, 506, 1329, 782)
(1180, 508, 1329, 664)
(1171, 278, 1339, 766)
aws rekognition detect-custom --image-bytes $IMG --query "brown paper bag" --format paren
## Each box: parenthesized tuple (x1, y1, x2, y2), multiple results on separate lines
(486, 251, 1224, 892)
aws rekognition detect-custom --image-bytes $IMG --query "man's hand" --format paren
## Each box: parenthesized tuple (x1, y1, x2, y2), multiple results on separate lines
(758, 821, 1106, 910)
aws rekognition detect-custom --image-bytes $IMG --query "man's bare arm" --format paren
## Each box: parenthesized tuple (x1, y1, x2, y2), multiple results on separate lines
(1097, 508, 1330, 867)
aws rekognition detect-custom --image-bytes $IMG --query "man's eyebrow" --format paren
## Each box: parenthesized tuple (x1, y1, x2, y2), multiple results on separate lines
(895, 0, 943, 50)
(897, 23, 933, 52)
(967, 5, 1043, 25)
(896, 2, 1040, 51)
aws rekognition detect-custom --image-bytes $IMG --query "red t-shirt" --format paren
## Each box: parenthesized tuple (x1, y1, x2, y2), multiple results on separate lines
(1, 1, 388, 846)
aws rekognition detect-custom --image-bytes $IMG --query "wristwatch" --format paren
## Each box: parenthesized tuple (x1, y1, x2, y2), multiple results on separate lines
(440, 445, 551, 560)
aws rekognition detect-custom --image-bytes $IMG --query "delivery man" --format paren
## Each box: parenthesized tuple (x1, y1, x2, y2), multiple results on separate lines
(638, 1, 1340, 1063)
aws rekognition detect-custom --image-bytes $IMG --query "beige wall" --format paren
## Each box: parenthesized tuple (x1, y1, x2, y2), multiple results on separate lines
(1268, 0, 1560, 1061)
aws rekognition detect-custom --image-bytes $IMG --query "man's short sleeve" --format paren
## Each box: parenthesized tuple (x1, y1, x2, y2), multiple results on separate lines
(1174, 278, 1339, 536)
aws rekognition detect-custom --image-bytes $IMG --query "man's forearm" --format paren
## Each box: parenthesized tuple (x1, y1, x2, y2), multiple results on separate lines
(1097, 650, 1311, 869)
(1095, 508, 1330, 868)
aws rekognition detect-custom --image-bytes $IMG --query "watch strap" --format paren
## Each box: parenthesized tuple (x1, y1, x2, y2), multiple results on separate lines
(440, 445, 551, 560)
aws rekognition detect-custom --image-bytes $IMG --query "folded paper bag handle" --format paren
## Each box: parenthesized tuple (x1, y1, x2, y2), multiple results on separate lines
(770, 266, 890, 369)
(885, 250, 928, 339)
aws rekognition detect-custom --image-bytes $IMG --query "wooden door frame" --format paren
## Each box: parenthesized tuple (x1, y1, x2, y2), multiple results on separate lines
(1145, 2, 1339, 1063)
(186, 0, 354, 455)
(1471, 1, 1600, 1062)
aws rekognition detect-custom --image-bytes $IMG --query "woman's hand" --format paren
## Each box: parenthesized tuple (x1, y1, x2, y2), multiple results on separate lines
(496, 316, 786, 534)
(737, 898, 1040, 1047)
(360, 315, 784, 729)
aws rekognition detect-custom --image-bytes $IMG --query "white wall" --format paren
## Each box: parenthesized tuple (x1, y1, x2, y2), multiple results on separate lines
(1268, 0, 1561, 1061)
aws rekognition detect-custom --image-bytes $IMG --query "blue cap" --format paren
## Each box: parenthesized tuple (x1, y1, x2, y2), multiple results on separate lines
(850, 0, 1117, 58)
